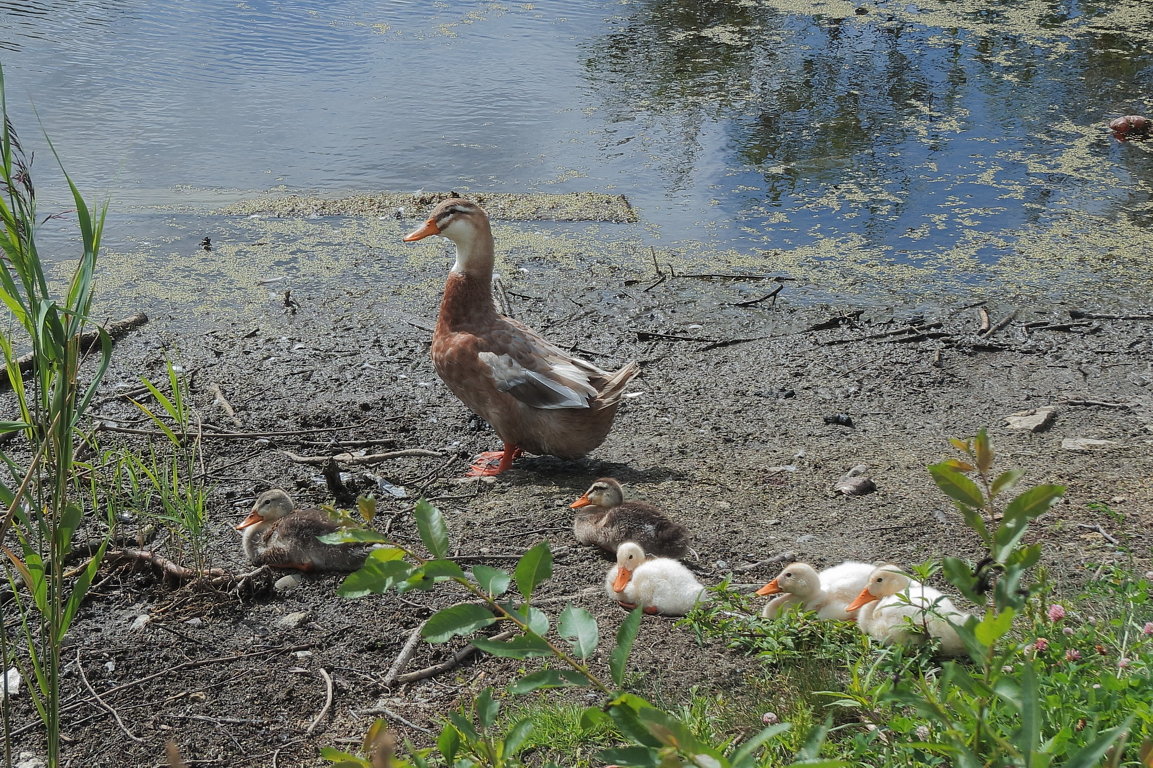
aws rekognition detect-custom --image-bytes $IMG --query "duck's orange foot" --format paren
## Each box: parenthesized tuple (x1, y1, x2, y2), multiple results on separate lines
(618, 601, 637, 611)
(465, 445, 523, 476)
(642, 605, 660, 615)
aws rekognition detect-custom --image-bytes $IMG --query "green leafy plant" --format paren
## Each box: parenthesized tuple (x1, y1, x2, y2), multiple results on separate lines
(323, 499, 834, 768)
(0, 64, 113, 768)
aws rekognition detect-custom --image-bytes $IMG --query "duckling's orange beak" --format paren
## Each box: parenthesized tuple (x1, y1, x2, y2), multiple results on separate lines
(845, 587, 878, 612)
(570, 494, 592, 509)
(755, 579, 781, 596)
(611, 568, 631, 593)
(403, 219, 440, 242)
(235, 512, 264, 531)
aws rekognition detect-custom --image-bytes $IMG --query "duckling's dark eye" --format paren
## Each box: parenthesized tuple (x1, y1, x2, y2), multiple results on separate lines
(784, 572, 793, 578)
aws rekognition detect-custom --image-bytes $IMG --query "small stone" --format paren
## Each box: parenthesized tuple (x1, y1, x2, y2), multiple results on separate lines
(796, 534, 817, 543)
(188, 691, 207, 703)
(276, 611, 311, 630)
(15, 752, 45, 768)
(184, 617, 203, 628)
(129, 614, 151, 632)
(1004, 406, 1057, 432)
(294, 650, 314, 659)
(1, 668, 21, 700)
(835, 464, 875, 496)
(274, 574, 302, 595)
(1061, 437, 1117, 451)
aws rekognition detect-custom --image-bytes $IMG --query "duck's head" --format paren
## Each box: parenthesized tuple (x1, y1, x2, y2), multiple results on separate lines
(571, 477, 625, 509)
(236, 489, 296, 531)
(403, 198, 490, 270)
(756, 562, 819, 598)
(611, 541, 646, 592)
(845, 564, 909, 611)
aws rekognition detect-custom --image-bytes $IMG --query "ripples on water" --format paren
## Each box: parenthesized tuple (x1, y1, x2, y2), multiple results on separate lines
(3, 0, 1153, 295)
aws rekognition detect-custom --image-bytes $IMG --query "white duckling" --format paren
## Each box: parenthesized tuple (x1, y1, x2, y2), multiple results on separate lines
(845, 564, 970, 656)
(236, 489, 369, 572)
(570, 477, 690, 559)
(604, 542, 708, 616)
(756, 561, 875, 620)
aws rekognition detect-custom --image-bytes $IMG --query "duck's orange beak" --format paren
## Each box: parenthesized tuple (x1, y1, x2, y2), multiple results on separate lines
(235, 512, 264, 531)
(612, 568, 631, 593)
(755, 579, 781, 596)
(845, 587, 878, 612)
(570, 494, 592, 509)
(403, 218, 440, 242)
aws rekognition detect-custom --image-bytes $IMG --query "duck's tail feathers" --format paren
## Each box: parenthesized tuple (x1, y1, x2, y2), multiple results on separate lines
(595, 361, 641, 408)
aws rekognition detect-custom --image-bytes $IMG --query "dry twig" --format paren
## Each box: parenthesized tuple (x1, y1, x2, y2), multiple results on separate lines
(283, 448, 443, 465)
(306, 668, 335, 736)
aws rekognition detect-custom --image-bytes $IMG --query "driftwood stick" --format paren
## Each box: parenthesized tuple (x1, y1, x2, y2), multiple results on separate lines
(732, 283, 783, 307)
(976, 306, 991, 334)
(306, 668, 335, 736)
(1076, 522, 1120, 545)
(282, 449, 443, 465)
(980, 310, 1017, 338)
(636, 330, 719, 343)
(0, 312, 148, 389)
(384, 623, 426, 687)
(1069, 309, 1153, 321)
(96, 423, 354, 440)
(394, 629, 517, 685)
(208, 382, 242, 426)
(104, 549, 230, 583)
(76, 648, 146, 743)
(822, 322, 943, 346)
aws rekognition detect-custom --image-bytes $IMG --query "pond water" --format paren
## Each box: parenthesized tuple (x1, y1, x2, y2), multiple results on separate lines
(3, 0, 1153, 305)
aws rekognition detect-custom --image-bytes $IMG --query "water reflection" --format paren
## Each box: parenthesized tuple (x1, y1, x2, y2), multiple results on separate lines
(1, 0, 1152, 297)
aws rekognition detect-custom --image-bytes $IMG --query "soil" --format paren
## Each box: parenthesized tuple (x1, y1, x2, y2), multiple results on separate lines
(4, 222, 1152, 767)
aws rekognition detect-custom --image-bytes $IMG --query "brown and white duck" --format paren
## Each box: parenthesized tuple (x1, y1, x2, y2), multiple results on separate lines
(235, 489, 368, 572)
(570, 477, 689, 559)
(403, 198, 640, 476)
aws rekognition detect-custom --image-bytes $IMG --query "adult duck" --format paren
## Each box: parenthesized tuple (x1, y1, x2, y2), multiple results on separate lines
(845, 564, 970, 656)
(236, 489, 368, 572)
(757, 560, 874, 620)
(404, 198, 640, 476)
(571, 477, 689, 559)
(605, 542, 708, 616)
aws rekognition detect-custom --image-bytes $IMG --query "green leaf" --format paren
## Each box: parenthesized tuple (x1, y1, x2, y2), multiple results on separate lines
(1017, 662, 1039, 759)
(1063, 720, 1133, 768)
(421, 559, 466, 580)
(728, 723, 791, 767)
(598, 746, 660, 767)
(356, 495, 377, 524)
(611, 608, 643, 686)
(413, 499, 450, 558)
(503, 717, 535, 756)
(475, 687, 498, 729)
(473, 565, 511, 598)
(514, 541, 552, 600)
(942, 556, 984, 605)
(973, 607, 1015, 647)
(928, 462, 985, 509)
(508, 669, 589, 693)
(319, 528, 389, 545)
(337, 550, 412, 598)
(973, 427, 993, 473)
(558, 605, 599, 659)
(470, 634, 553, 658)
(990, 469, 1024, 499)
(993, 484, 1063, 562)
(421, 604, 497, 643)
(437, 720, 461, 764)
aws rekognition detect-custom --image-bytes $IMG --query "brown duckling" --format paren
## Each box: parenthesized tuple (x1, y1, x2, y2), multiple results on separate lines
(235, 489, 368, 572)
(570, 477, 689, 559)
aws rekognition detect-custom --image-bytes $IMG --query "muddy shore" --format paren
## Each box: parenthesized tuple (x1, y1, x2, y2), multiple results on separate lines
(6, 201, 1152, 766)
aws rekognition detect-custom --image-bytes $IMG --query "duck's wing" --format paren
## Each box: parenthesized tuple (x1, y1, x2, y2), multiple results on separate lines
(475, 317, 615, 410)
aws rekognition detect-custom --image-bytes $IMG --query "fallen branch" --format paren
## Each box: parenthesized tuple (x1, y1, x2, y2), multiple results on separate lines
(1061, 398, 1136, 409)
(1069, 309, 1153, 321)
(822, 322, 943, 346)
(394, 629, 517, 685)
(102, 549, 275, 595)
(1076, 522, 1119, 546)
(208, 382, 242, 427)
(0, 312, 149, 389)
(283, 448, 443, 465)
(305, 668, 334, 736)
(384, 624, 426, 687)
(731, 283, 783, 307)
(979, 310, 1016, 338)
(96, 423, 356, 440)
(636, 330, 719, 343)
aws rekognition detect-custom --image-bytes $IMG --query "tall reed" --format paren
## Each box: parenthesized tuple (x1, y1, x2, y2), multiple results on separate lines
(0, 64, 113, 767)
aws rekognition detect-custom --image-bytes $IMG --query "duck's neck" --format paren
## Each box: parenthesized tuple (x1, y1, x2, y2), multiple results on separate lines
(439, 230, 499, 330)
(241, 523, 268, 562)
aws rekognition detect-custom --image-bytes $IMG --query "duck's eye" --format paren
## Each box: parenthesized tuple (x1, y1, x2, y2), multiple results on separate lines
(784, 572, 793, 578)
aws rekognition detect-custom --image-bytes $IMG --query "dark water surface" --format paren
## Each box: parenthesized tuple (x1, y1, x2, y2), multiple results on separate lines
(3, 0, 1153, 301)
